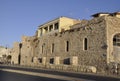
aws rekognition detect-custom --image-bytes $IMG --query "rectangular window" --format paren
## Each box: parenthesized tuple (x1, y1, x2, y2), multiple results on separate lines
(54, 23, 59, 30)
(31, 57, 33, 62)
(63, 58, 70, 65)
(50, 58, 54, 64)
(49, 25, 53, 32)
(51, 43, 54, 53)
(66, 41, 69, 52)
(38, 58, 42, 63)
(44, 27, 48, 33)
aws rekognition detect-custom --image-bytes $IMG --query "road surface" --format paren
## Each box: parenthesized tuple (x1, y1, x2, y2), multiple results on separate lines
(0, 70, 67, 81)
(0, 65, 120, 81)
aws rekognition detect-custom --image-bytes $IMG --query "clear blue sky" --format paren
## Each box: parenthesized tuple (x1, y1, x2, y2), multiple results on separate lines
(0, 0, 120, 47)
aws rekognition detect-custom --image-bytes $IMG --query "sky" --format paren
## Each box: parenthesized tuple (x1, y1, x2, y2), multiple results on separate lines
(0, 0, 120, 47)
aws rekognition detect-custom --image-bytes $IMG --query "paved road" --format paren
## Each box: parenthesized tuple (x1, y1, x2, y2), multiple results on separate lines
(0, 65, 120, 81)
(0, 70, 66, 81)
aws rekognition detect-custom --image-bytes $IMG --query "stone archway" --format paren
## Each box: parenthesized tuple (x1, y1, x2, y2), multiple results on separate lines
(113, 33, 120, 63)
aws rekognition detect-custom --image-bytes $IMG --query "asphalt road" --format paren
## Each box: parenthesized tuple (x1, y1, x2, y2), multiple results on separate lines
(0, 70, 66, 81)
(0, 65, 120, 81)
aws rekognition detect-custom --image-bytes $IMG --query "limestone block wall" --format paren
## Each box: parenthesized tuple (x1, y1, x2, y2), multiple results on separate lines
(12, 15, 120, 74)
(113, 46, 120, 63)
(11, 42, 20, 64)
(106, 16, 120, 63)
(29, 16, 108, 72)
(20, 36, 34, 66)
(19, 16, 120, 73)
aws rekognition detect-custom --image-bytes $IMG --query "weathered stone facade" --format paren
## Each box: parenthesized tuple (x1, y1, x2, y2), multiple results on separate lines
(11, 42, 20, 64)
(11, 12, 120, 74)
(0, 46, 12, 63)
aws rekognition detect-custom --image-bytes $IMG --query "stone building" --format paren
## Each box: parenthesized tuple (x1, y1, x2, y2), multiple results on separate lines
(11, 42, 20, 64)
(37, 16, 81, 37)
(11, 12, 120, 74)
(0, 46, 12, 63)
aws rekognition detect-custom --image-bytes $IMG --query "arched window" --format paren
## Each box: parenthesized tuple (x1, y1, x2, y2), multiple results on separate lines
(113, 33, 120, 46)
(84, 38, 88, 50)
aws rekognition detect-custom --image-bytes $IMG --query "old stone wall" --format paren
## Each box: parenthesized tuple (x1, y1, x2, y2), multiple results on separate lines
(106, 16, 120, 63)
(11, 42, 20, 64)
(20, 36, 35, 66)
(23, 16, 107, 73)
(19, 16, 120, 74)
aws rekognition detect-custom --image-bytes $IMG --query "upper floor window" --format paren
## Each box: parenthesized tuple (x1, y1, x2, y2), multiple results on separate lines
(54, 22, 59, 30)
(49, 25, 53, 32)
(44, 27, 48, 33)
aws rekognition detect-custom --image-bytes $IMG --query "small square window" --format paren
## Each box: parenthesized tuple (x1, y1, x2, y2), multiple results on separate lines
(63, 58, 70, 65)
(38, 58, 42, 63)
(50, 58, 54, 64)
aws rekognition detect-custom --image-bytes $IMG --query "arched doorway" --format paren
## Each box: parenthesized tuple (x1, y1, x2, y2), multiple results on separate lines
(113, 33, 120, 63)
